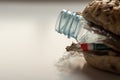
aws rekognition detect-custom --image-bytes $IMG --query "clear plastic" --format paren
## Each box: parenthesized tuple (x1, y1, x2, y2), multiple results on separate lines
(55, 9, 106, 43)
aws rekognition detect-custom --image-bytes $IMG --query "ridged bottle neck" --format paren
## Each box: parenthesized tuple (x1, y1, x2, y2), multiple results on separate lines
(55, 9, 87, 41)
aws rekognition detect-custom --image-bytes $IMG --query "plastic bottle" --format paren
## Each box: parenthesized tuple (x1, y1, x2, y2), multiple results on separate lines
(55, 9, 106, 43)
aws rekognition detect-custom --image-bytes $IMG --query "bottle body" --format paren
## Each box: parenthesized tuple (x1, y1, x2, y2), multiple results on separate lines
(55, 9, 106, 43)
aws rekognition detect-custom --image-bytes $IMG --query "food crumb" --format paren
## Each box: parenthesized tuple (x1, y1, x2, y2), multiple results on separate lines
(55, 51, 86, 73)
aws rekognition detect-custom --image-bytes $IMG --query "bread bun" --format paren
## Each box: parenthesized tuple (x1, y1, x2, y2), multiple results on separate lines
(66, 43, 120, 74)
(83, 52, 120, 74)
(82, 0, 120, 36)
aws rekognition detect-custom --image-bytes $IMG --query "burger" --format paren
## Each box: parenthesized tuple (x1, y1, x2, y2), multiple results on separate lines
(66, 0, 120, 74)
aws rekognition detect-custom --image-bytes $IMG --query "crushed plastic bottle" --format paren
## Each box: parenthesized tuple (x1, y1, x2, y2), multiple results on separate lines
(55, 9, 106, 43)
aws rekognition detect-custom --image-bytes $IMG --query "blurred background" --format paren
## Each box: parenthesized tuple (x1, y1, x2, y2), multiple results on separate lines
(0, 0, 91, 80)
(1, 0, 120, 80)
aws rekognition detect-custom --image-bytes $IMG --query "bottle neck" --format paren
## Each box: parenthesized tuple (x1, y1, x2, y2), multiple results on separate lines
(55, 9, 86, 40)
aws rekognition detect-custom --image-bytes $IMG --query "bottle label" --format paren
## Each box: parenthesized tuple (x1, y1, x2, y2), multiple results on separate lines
(79, 43, 111, 51)
(80, 43, 88, 51)
(93, 43, 111, 50)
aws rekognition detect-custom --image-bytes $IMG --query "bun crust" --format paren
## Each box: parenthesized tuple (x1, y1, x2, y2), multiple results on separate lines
(83, 52, 120, 74)
(82, 0, 120, 36)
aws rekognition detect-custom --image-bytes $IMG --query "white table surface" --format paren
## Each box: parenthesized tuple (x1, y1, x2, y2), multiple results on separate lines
(0, 1, 120, 80)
